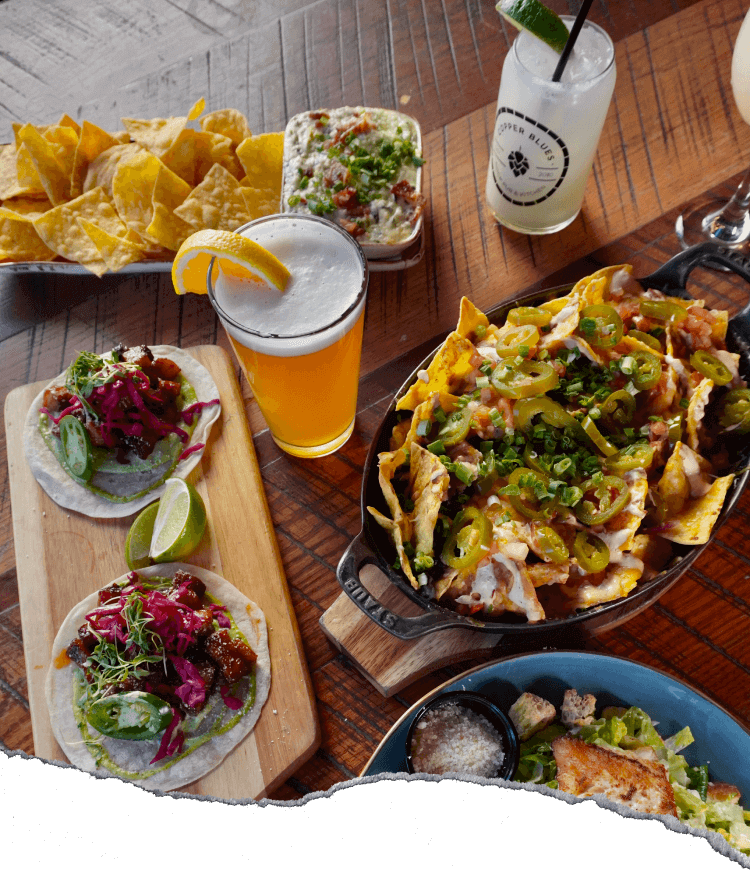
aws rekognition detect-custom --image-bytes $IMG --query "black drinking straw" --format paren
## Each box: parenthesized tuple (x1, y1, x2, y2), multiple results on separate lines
(551, 0, 596, 82)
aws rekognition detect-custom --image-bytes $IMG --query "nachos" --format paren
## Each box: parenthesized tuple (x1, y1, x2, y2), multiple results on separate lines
(24, 344, 220, 517)
(369, 266, 747, 620)
(46, 563, 271, 792)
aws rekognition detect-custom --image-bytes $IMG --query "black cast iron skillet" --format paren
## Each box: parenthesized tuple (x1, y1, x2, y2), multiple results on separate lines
(337, 242, 750, 641)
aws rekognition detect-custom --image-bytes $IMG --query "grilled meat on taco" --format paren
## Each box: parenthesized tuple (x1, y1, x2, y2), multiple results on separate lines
(46, 563, 271, 792)
(24, 344, 220, 517)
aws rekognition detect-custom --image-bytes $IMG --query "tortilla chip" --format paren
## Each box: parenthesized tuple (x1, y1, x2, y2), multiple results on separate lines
(660, 474, 735, 545)
(146, 201, 195, 252)
(122, 113, 189, 158)
(630, 534, 673, 578)
(191, 129, 244, 180)
(112, 151, 164, 240)
(160, 129, 198, 186)
(240, 185, 281, 220)
(563, 562, 643, 610)
(396, 332, 477, 411)
(173, 163, 252, 232)
(577, 265, 629, 305)
(83, 143, 144, 198)
(201, 108, 252, 147)
(0, 144, 41, 199)
(33, 186, 126, 275)
(57, 113, 81, 135)
(409, 443, 449, 560)
(456, 297, 490, 340)
(710, 310, 729, 345)
(539, 292, 581, 347)
(368, 505, 419, 589)
(686, 377, 713, 451)
(236, 132, 284, 208)
(603, 469, 648, 555)
(15, 124, 71, 204)
(0, 211, 56, 261)
(77, 217, 146, 272)
(0, 196, 53, 219)
(71, 120, 121, 198)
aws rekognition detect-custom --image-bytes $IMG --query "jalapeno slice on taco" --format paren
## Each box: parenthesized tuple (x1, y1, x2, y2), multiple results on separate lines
(45, 563, 271, 792)
(24, 344, 221, 518)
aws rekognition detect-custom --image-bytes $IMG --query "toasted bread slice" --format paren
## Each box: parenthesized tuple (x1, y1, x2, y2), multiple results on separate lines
(552, 735, 678, 816)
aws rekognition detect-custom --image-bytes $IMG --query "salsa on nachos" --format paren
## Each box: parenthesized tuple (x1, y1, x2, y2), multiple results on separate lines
(368, 265, 747, 621)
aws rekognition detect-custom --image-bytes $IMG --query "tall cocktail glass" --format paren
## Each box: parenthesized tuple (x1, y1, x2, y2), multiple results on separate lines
(208, 214, 369, 458)
(676, 10, 750, 251)
(486, 16, 616, 234)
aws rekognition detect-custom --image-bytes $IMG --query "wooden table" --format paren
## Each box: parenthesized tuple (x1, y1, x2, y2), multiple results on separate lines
(2, 0, 750, 801)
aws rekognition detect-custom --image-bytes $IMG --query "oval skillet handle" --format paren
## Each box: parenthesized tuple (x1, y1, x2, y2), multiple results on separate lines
(336, 532, 490, 640)
(639, 243, 750, 338)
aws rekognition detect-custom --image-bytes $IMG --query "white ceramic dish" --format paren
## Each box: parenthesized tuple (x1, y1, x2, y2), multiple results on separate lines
(280, 107, 424, 262)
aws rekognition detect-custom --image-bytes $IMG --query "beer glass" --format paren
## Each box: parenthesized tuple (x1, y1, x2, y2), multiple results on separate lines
(208, 214, 369, 458)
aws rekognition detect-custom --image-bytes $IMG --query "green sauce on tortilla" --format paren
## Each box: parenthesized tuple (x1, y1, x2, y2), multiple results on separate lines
(71, 583, 258, 782)
(39, 375, 199, 503)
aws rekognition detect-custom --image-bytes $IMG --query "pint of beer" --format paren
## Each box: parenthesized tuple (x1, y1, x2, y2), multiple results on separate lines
(208, 214, 369, 458)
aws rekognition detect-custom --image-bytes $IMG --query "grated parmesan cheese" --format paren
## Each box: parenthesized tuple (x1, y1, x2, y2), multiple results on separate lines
(410, 702, 505, 776)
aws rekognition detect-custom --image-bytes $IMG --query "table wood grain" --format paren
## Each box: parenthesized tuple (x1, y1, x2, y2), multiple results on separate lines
(2, 0, 750, 802)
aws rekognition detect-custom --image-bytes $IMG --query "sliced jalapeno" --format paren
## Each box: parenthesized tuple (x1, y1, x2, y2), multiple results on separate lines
(441, 507, 492, 569)
(572, 531, 610, 573)
(639, 299, 688, 323)
(578, 304, 624, 348)
(437, 406, 473, 447)
(689, 350, 733, 386)
(581, 415, 619, 457)
(514, 397, 577, 431)
(574, 475, 630, 525)
(720, 387, 750, 433)
(630, 350, 662, 390)
(506, 306, 551, 327)
(627, 329, 661, 351)
(490, 359, 559, 399)
(59, 414, 94, 482)
(495, 324, 540, 358)
(507, 467, 556, 520)
(87, 691, 173, 740)
(535, 525, 569, 563)
(605, 443, 654, 474)
(601, 390, 636, 430)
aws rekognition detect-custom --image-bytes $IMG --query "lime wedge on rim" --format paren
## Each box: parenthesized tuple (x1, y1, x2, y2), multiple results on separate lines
(497, 0, 569, 54)
(149, 477, 207, 563)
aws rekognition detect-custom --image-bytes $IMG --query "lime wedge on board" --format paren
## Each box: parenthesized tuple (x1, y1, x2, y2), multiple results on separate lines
(149, 477, 207, 563)
(125, 502, 160, 571)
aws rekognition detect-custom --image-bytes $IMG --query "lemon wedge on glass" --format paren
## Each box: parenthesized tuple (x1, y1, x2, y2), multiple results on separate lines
(497, 0, 569, 54)
(171, 228, 291, 295)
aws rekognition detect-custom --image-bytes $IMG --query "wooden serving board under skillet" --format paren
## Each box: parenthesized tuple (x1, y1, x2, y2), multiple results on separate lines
(5, 345, 319, 799)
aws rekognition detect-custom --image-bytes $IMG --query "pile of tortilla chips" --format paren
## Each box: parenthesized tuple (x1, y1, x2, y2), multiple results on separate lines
(369, 266, 744, 622)
(0, 99, 283, 275)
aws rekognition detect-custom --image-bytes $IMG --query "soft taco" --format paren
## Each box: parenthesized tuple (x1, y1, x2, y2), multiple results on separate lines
(45, 563, 271, 792)
(24, 344, 220, 517)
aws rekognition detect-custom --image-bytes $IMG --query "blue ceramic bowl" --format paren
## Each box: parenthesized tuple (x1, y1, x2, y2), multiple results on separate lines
(363, 651, 750, 799)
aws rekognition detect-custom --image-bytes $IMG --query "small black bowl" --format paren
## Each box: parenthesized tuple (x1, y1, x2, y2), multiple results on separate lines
(405, 691, 520, 780)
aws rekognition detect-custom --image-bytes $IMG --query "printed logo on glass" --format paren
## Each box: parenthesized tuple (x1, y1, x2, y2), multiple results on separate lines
(489, 107, 569, 206)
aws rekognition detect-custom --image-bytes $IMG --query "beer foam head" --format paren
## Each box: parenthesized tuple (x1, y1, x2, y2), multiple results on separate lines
(211, 214, 368, 357)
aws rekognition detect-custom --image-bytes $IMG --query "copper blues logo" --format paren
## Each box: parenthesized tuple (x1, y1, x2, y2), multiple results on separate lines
(489, 107, 569, 206)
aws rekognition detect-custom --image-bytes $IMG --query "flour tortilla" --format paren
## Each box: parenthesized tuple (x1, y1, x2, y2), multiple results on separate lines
(45, 563, 271, 793)
(24, 345, 221, 518)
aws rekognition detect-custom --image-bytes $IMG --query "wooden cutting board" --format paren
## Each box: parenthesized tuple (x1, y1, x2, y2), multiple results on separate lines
(4, 345, 319, 799)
